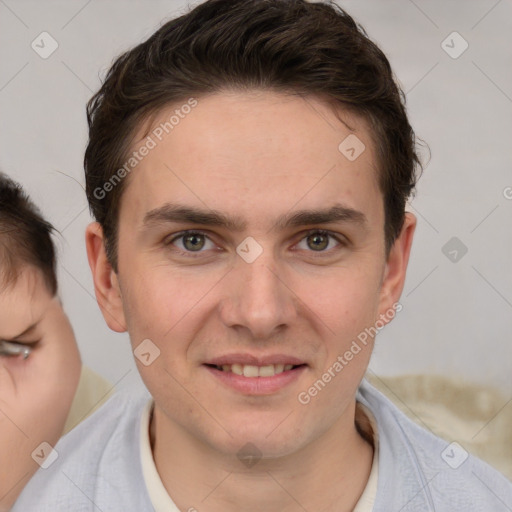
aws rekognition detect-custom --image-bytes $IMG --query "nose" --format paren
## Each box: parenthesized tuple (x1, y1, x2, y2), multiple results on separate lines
(218, 253, 298, 340)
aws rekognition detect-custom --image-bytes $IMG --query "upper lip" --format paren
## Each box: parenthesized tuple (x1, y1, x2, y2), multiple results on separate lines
(204, 354, 307, 367)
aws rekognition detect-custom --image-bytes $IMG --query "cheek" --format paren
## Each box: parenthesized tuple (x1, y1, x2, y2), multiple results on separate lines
(118, 266, 221, 405)
(121, 258, 221, 329)
(46, 324, 81, 420)
(294, 265, 382, 339)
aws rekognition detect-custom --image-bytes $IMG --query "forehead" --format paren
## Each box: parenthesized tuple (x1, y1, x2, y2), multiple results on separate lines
(120, 91, 382, 229)
(0, 266, 51, 338)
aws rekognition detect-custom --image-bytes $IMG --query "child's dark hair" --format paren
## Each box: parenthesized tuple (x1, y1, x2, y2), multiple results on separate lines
(0, 172, 57, 295)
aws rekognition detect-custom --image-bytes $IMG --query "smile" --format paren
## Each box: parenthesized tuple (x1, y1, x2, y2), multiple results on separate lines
(203, 362, 308, 395)
(208, 363, 304, 377)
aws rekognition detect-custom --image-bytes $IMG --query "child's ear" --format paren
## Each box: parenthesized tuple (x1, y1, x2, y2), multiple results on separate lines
(85, 222, 127, 332)
(377, 212, 416, 319)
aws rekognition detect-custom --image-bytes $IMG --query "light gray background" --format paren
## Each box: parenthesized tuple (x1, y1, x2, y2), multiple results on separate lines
(0, 0, 511, 394)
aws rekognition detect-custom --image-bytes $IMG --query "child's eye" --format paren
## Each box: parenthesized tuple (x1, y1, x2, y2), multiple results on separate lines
(0, 340, 35, 358)
(295, 230, 344, 252)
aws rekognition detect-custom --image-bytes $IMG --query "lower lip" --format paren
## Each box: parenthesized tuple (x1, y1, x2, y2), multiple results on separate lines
(203, 365, 307, 395)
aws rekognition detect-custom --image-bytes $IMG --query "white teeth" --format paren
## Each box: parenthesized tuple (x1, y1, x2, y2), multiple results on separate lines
(258, 365, 275, 377)
(243, 365, 259, 377)
(231, 363, 244, 376)
(217, 363, 298, 377)
(274, 364, 285, 374)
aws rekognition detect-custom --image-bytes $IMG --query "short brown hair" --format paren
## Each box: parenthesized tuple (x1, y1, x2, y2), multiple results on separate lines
(0, 172, 57, 294)
(85, 0, 422, 270)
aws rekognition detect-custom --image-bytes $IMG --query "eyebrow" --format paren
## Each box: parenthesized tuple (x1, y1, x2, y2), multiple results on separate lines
(142, 203, 367, 232)
(0, 322, 37, 342)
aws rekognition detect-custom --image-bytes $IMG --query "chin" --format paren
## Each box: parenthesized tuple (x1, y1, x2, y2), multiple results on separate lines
(209, 417, 306, 459)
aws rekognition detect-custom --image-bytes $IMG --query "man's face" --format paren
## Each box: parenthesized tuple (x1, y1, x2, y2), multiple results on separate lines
(95, 91, 413, 458)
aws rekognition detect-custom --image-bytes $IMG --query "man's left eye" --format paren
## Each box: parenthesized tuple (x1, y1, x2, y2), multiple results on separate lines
(296, 230, 342, 252)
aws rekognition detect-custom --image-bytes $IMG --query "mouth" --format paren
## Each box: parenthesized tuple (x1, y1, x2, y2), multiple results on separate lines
(204, 363, 306, 377)
(202, 355, 308, 395)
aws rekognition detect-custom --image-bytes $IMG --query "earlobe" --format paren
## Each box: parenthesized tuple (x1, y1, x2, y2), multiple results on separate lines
(377, 212, 416, 318)
(85, 222, 127, 333)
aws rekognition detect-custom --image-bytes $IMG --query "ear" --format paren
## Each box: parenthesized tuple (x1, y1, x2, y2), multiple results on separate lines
(85, 222, 127, 332)
(377, 212, 416, 319)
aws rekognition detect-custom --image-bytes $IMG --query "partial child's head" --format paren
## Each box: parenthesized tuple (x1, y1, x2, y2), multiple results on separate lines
(0, 173, 80, 492)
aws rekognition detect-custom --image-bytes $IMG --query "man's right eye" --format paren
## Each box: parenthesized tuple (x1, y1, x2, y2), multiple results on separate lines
(166, 231, 217, 253)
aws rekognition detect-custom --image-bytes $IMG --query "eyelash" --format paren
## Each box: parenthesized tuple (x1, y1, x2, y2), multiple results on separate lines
(0, 340, 38, 346)
(165, 229, 346, 257)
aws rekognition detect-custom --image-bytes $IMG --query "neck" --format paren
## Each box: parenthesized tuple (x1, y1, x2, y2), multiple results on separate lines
(151, 401, 374, 512)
